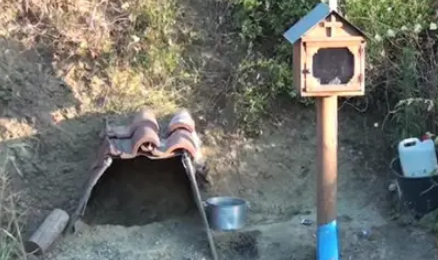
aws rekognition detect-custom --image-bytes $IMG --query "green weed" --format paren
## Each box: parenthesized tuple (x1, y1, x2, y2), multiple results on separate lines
(0, 151, 25, 260)
(229, 0, 438, 141)
(227, 0, 319, 132)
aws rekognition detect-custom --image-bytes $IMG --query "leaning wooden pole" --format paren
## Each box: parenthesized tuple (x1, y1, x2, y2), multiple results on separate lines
(316, 96, 339, 260)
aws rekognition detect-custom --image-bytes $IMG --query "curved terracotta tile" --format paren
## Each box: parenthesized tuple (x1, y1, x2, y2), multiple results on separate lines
(132, 108, 159, 133)
(131, 125, 161, 155)
(167, 109, 195, 135)
(165, 129, 198, 159)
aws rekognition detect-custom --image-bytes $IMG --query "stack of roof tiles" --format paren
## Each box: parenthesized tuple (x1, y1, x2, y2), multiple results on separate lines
(97, 108, 202, 162)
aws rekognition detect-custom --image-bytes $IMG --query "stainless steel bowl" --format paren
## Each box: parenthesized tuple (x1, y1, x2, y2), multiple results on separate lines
(204, 196, 249, 231)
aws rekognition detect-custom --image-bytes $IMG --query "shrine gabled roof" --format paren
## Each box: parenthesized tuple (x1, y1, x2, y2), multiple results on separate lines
(283, 2, 366, 44)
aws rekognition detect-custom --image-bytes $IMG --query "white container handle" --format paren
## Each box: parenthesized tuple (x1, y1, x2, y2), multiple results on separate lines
(399, 138, 420, 148)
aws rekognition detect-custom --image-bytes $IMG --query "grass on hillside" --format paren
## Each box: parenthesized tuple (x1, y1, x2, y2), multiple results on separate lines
(0, 0, 196, 117)
(1, 0, 434, 139)
(0, 150, 26, 260)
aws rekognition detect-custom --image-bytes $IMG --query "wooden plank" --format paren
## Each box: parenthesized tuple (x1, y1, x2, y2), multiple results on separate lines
(303, 36, 364, 43)
(293, 41, 302, 93)
(301, 90, 364, 97)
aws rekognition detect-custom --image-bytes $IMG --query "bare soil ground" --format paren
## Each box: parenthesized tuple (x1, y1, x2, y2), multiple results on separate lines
(0, 0, 437, 260)
(42, 112, 438, 260)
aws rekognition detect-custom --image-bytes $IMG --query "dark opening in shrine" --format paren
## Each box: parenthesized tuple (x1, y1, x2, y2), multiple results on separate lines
(312, 47, 354, 85)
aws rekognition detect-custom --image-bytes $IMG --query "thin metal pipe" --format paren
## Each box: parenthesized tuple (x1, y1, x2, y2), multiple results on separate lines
(182, 152, 219, 260)
(329, 0, 338, 11)
(67, 157, 113, 233)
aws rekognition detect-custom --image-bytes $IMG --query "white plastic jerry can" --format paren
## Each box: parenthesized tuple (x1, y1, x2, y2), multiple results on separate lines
(398, 138, 438, 178)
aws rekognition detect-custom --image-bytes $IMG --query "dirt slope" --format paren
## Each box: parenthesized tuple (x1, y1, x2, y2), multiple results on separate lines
(41, 112, 437, 260)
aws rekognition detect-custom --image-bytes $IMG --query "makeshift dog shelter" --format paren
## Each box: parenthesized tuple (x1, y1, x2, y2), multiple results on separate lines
(68, 109, 208, 228)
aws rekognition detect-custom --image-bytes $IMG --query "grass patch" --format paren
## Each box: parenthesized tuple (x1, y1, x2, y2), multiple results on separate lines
(0, 0, 195, 116)
(0, 150, 26, 260)
(226, 0, 319, 134)
(345, 0, 438, 143)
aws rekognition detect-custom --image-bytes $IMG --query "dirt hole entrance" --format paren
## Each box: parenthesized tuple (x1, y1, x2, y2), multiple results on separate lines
(83, 156, 196, 226)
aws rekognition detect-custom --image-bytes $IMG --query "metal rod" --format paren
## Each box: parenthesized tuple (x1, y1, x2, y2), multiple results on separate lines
(182, 152, 219, 260)
(67, 157, 113, 233)
(329, 0, 338, 11)
(316, 96, 339, 260)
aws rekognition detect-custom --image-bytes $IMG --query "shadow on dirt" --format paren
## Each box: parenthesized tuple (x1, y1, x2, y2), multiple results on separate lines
(216, 230, 261, 260)
(83, 156, 197, 226)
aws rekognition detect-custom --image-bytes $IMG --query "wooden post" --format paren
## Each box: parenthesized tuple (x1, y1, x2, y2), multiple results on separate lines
(283, 1, 366, 259)
(316, 1, 339, 259)
(316, 96, 339, 260)
(316, 96, 338, 225)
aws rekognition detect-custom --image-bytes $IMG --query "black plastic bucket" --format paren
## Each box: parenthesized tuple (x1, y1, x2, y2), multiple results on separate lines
(391, 157, 438, 219)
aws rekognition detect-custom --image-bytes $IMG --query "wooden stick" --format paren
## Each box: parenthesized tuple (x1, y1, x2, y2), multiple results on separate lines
(25, 209, 70, 255)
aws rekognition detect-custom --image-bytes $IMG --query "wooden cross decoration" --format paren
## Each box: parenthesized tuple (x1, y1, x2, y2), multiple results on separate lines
(322, 15, 343, 37)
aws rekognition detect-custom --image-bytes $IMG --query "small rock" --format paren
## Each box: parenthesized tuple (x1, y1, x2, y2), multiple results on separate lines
(243, 144, 253, 150)
(358, 229, 371, 239)
(338, 215, 353, 222)
(388, 182, 397, 192)
(301, 219, 314, 226)
(73, 220, 88, 233)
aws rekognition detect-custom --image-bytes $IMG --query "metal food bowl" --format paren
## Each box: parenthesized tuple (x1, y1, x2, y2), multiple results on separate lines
(204, 196, 250, 231)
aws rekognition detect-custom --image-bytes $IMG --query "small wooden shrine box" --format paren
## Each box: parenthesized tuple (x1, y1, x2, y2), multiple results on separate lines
(284, 3, 367, 97)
